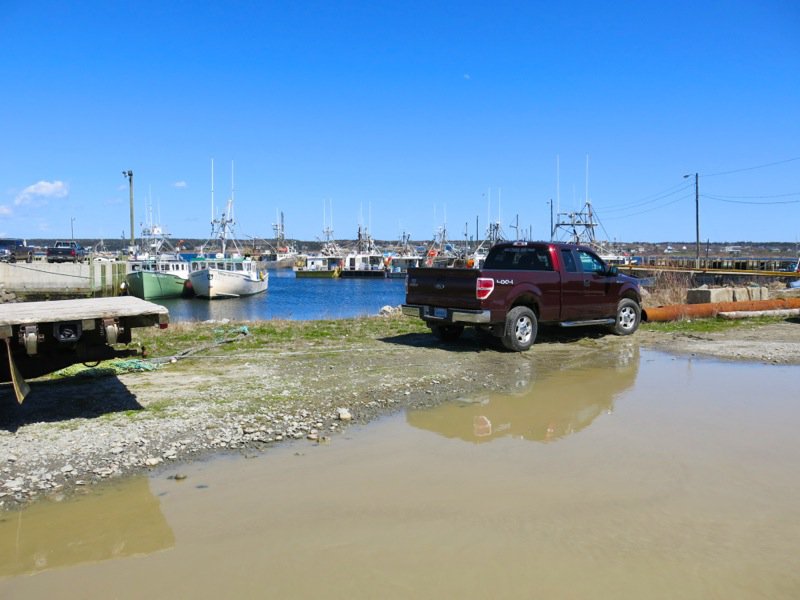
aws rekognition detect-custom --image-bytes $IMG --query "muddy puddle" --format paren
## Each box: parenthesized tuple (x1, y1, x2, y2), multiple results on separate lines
(1, 348, 799, 599)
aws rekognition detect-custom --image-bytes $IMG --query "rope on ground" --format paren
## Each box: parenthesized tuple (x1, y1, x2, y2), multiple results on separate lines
(156, 325, 252, 363)
(51, 327, 252, 377)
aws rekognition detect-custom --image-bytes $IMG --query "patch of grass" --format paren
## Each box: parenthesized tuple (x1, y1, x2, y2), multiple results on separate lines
(132, 315, 428, 359)
(143, 400, 171, 416)
(642, 315, 786, 334)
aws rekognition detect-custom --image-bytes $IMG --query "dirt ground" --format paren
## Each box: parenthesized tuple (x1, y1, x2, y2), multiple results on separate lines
(1, 315, 799, 510)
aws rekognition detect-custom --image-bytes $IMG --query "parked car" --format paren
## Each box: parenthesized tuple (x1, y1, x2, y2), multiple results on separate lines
(402, 241, 644, 351)
(0, 238, 34, 263)
(46, 241, 88, 263)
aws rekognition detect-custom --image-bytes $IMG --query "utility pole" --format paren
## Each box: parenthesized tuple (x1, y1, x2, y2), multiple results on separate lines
(684, 172, 700, 268)
(547, 199, 553, 240)
(123, 170, 134, 250)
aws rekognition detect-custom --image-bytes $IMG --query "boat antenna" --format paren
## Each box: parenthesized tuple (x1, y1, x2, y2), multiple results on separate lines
(210, 158, 215, 225)
(230, 160, 235, 222)
(585, 153, 589, 204)
(498, 187, 502, 228)
(556, 155, 560, 220)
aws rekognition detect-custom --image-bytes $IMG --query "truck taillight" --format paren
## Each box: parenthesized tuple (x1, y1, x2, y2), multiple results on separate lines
(476, 277, 494, 300)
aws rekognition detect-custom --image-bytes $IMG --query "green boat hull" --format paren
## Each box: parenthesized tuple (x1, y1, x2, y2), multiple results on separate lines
(126, 271, 188, 300)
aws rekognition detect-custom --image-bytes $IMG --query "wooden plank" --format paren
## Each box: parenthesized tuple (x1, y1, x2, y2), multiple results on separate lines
(0, 297, 169, 327)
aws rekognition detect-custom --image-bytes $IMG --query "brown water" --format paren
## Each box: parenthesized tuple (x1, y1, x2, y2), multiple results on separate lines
(2, 348, 799, 599)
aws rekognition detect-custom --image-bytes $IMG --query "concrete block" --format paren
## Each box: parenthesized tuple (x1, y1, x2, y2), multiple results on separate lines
(686, 287, 734, 304)
(731, 287, 748, 301)
(732, 286, 769, 301)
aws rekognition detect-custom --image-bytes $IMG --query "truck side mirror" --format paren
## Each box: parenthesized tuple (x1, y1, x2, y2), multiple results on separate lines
(607, 266, 619, 276)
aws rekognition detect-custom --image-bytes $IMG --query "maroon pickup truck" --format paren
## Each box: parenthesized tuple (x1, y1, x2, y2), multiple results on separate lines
(402, 241, 644, 351)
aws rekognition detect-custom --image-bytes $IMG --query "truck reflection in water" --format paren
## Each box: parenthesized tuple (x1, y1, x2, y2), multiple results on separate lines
(0, 476, 174, 577)
(407, 345, 639, 443)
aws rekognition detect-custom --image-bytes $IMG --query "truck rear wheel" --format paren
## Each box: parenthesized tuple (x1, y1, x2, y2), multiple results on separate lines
(501, 306, 537, 351)
(431, 324, 464, 342)
(610, 298, 641, 335)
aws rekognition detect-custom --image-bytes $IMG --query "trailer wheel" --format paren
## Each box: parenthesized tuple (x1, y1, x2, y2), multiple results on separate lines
(431, 324, 464, 342)
(610, 298, 641, 335)
(501, 306, 537, 351)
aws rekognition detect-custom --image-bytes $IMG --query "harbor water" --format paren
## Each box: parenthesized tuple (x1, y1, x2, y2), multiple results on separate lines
(157, 270, 406, 322)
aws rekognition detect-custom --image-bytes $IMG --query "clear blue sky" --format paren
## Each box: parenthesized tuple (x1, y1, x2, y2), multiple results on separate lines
(1, 1, 799, 245)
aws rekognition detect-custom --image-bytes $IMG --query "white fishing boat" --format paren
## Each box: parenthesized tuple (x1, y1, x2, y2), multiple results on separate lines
(189, 253, 267, 298)
(340, 225, 386, 278)
(294, 219, 344, 278)
(188, 161, 268, 299)
(384, 232, 423, 278)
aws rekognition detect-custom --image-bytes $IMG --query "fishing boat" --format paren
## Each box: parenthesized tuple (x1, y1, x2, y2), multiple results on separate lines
(340, 226, 386, 278)
(261, 211, 302, 269)
(384, 254, 423, 278)
(127, 257, 191, 299)
(188, 162, 268, 299)
(294, 223, 344, 278)
(189, 253, 267, 298)
(294, 254, 342, 278)
(384, 232, 423, 278)
(125, 224, 191, 300)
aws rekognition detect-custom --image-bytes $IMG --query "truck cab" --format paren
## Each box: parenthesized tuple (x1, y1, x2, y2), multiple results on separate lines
(0, 239, 33, 263)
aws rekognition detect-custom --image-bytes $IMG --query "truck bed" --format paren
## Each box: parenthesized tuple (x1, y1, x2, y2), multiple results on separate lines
(0, 297, 168, 332)
(405, 267, 481, 309)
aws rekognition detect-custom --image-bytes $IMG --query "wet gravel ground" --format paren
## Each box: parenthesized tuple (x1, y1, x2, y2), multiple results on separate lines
(2, 316, 799, 511)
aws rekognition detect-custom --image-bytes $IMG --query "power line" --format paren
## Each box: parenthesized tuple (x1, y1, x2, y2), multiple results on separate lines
(703, 156, 800, 177)
(704, 194, 800, 205)
(703, 191, 800, 200)
(601, 181, 693, 212)
(602, 192, 694, 220)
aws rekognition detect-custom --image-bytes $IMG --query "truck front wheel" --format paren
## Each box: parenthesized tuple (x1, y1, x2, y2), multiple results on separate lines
(502, 306, 537, 351)
(431, 324, 464, 342)
(610, 298, 641, 335)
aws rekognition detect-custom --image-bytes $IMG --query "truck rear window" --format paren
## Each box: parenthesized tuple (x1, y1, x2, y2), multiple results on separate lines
(483, 247, 553, 271)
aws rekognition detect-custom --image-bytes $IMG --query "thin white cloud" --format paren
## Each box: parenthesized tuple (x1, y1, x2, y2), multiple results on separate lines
(174, 180, 187, 188)
(15, 180, 69, 206)
(463, 73, 471, 80)
(0, 205, 12, 216)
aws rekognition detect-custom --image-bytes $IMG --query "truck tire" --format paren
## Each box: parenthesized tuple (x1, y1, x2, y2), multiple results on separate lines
(501, 306, 537, 351)
(610, 298, 641, 335)
(431, 324, 464, 342)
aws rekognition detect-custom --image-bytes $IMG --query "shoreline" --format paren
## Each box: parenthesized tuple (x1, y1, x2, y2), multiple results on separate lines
(2, 315, 799, 512)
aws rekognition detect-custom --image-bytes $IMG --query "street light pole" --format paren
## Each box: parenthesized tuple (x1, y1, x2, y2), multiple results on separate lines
(122, 170, 134, 250)
(70, 217, 75, 241)
(684, 172, 700, 268)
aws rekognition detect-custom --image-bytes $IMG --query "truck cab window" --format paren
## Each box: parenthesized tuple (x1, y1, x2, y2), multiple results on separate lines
(484, 247, 553, 271)
(576, 250, 605, 274)
(560, 249, 578, 272)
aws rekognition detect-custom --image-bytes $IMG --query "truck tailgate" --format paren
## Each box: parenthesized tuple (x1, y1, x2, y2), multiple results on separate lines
(405, 267, 481, 309)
